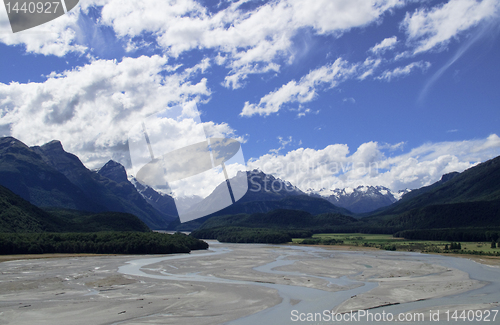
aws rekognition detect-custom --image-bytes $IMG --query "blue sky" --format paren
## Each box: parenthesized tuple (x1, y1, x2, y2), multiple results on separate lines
(1, 0, 499, 194)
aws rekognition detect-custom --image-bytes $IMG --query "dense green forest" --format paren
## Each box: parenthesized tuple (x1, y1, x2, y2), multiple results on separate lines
(42, 208, 151, 232)
(0, 232, 208, 255)
(394, 228, 500, 242)
(0, 183, 154, 233)
(191, 227, 311, 244)
(198, 209, 358, 232)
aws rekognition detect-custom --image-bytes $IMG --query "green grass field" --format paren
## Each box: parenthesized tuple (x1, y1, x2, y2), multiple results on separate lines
(292, 233, 500, 255)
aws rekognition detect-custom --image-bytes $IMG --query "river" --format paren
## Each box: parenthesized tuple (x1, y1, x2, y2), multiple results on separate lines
(118, 243, 500, 324)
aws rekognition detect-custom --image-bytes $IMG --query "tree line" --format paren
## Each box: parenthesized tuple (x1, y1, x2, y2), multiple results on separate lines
(191, 227, 312, 244)
(0, 232, 208, 255)
(393, 228, 500, 242)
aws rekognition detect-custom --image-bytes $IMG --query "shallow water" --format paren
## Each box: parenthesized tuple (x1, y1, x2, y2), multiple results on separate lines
(117, 244, 500, 325)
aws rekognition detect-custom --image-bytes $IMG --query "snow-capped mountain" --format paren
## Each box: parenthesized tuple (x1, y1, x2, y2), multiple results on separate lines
(308, 186, 410, 214)
(129, 176, 179, 218)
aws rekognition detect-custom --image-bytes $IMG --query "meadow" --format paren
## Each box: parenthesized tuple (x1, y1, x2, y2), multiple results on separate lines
(293, 233, 500, 256)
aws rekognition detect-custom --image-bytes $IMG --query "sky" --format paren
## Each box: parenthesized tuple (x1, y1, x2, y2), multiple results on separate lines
(1, 0, 500, 196)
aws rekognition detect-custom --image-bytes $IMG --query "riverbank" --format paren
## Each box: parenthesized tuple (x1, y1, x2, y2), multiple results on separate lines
(1, 242, 499, 325)
(0, 253, 123, 263)
(2, 242, 500, 267)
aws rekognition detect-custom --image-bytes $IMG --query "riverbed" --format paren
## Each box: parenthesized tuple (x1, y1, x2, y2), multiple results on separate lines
(1, 242, 499, 324)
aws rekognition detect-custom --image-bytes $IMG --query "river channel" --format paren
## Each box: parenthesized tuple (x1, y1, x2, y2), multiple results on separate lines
(118, 242, 500, 324)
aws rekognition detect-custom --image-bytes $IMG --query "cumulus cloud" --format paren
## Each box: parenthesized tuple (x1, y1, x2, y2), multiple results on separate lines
(402, 0, 500, 54)
(370, 36, 398, 54)
(240, 58, 357, 116)
(248, 134, 500, 192)
(82, 0, 405, 88)
(0, 55, 226, 169)
(0, 9, 85, 56)
(377, 61, 431, 81)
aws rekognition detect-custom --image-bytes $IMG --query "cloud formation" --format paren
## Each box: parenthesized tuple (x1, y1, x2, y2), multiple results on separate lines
(240, 58, 357, 116)
(0, 55, 223, 169)
(248, 134, 500, 192)
(370, 36, 398, 54)
(0, 10, 84, 56)
(402, 0, 500, 54)
(377, 61, 431, 81)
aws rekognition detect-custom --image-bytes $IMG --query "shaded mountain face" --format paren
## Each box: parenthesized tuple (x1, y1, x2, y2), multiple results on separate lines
(366, 156, 500, 231)
(0, 136, 172, 229)
(308, 186, 409, 214)
(0, 137, 103, 212)
(0, 183, 150, 233)
(184, 169, 305, 213)
(98, 160, 128, 183)
(197, 209, 359, 231)
(0, 184, 58, 232)
(372, 163, 497, 218)
(168, 170, 351, 231)
(243, 169, 305, 202)
(395, 172, 459, 203)
(130, 177, 178, 218)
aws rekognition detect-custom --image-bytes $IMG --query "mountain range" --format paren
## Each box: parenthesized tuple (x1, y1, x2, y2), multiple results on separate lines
(0, 137, 172, 229)
(308, 186, 409, 214)
(166, 170, 353, 231)
(2, 136, 498, 237)
(0, 184, 149, 232)
(178, 154, 500, 238)
(364, 157, 500, 231)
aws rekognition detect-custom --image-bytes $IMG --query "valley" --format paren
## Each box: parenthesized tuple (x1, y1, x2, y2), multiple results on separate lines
(1, 243, 499, 324)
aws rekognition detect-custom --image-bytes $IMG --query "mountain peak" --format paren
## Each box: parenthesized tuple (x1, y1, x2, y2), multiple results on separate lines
(43, 139, 63, 147)
(308, 185, 402, 214)
(440, 171, 459, 183)
(0, 136, 30, 151)
(39, 140, 65, 153)
(98, 160, 128, 183)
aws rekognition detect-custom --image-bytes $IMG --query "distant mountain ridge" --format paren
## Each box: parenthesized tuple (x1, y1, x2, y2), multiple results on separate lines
(0, 137, 102, 212)
(168, 170, 352, 231)
(308, 185, 410, 213)
(129, 176, 179, 218)
(0, 137, 172, 229)
(371, 164, 496, 218)
(363, 155, 500, 233)
(33, 141, 174, 229)
(0, 184, 149, 233)
(192, 155, 500, 238)
(197, 209, 359, 232)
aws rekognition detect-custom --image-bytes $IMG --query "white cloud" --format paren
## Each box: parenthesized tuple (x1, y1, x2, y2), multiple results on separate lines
(87, 0, 405, 88)
(358, 57, 382, 80)
(269, 136, 293, 154)
(0, 55, 228, 169)
(248, 134, 500, 192)
(402, 0, 500, 54)
(0, 10, 85, 56)
(377, 61, 431, 81)
(370, 36, 398, 54)
(241, 58, 357, 116)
